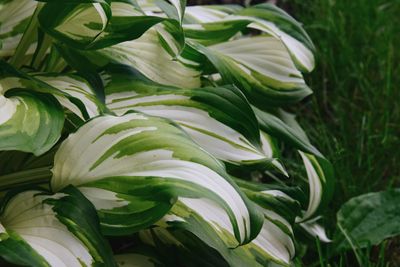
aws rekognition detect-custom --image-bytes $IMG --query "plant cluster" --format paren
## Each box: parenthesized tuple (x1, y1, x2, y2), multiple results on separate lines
(0, 0, 333, 266)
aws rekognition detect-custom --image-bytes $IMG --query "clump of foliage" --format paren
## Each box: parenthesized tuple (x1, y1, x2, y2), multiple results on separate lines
(0, 0, 334, 266)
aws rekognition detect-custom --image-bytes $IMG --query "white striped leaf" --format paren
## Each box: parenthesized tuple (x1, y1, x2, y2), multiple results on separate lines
(34, 73, 105, 120)
(139, 196, 297, 266)
(298, 151, 333, 221)
(183, 6, 249, 46)
(102, 64, 283, 168)
(1, 63, 105, 120)
(67, 28, 200, 88)
(191, 35, 312, 106)
(182, 4, 315, 72)
(254, 107, 334, 220)
(38, 0, 185, 53)
(136, 179, 303, 266)
(299, 217, 331, 243)
(38, 2, 111, 49)
(0, 187, 116, 267)
(51, 113, 264, 243)
(183, 5, 241, 24)
(0, 62, 64, 155)
(115, 0, 186, 56)
(0, 0, 37, 58)
(236, 4, 316, 72)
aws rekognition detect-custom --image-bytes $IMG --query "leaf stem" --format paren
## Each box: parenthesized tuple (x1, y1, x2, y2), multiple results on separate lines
(0, 167, 52, 191)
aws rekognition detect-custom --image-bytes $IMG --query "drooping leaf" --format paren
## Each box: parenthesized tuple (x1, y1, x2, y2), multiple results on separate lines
(0, 187, 116, 267)
(335, 189, 400, 251)
(298, 151, 333, 221)
(299, 217, 331, 243)
(191, 36, 312, 107)
(254, 107, 334, 220)
(254, 106, 322, 157)
(51, 112, 264, 244)
(102, 64, 283, 169)
(182, 4, 315, 72)
(236, 4, 315, 72)
(140, 198, 296, 266)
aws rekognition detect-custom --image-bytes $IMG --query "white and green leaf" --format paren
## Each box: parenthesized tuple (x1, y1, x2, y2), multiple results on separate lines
(103, 64, 283, 168)
(235, 4, 316, 72)
(140, 196, 296, 266)
(51, 112, 264, 243)
(0, 62, 64, 155)
(34, 73, 105, 120)
(182, 4, 315, 72)
(0, 187, 116, 267)
(0, 0, 38, 58)
(191, 35, 312, 106)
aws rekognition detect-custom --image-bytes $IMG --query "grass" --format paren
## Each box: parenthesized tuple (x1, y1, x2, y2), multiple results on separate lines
(283, 0, 400, 265)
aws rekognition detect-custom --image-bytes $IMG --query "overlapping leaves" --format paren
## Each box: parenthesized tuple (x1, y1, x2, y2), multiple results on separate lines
(0, 0, 334, 266)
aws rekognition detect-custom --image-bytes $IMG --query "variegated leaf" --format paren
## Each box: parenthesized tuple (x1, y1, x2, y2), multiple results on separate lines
(51, 113, 264, 243)
(0, 62, 64, 155)
(34, 73, 105, 120)
(0, 187, 116, 267)
(60, 28, 200, 88)
(139, 196, 297, 266)
(102, 64, 283, 168)
(236, 4, 315, 72)
(38, 2, 111, 49)
(183, 4, 315, 72)
(0, 0, 38, 58)
(255, 107, 334, 220)
(191, 35, 312, 106)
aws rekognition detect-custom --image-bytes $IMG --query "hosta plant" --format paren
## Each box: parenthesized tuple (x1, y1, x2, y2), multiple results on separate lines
(0, 0, 334, 266)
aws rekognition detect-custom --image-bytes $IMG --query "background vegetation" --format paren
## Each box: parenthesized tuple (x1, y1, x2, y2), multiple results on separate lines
(288, 0, 400, 265)
(183, 0, 400, 264)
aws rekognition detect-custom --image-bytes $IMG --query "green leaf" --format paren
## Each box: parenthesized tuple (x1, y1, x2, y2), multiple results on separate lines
(254, 106, 322, 158)
(335, 189, 400, 251)
(51, 112, 264, 243)
(86, 1, 164, 50)
(0, 187, 117, 267)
